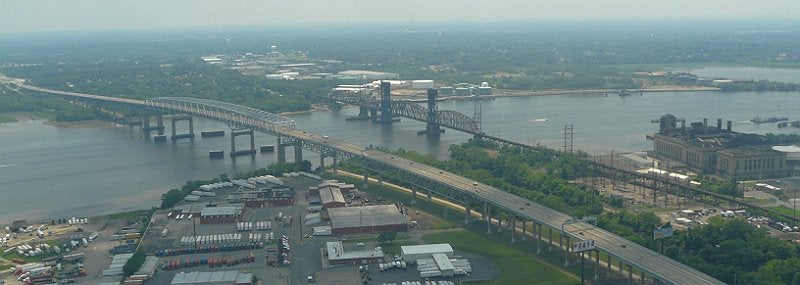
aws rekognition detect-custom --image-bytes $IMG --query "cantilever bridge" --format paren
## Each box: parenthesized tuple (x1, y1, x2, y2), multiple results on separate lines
(18, 83, 724, 285)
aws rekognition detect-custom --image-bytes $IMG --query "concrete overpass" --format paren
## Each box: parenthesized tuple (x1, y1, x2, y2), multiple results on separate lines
(18, 83, 725, 285)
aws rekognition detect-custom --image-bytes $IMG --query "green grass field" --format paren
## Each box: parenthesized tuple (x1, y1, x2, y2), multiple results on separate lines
(424, 231, 579, 285)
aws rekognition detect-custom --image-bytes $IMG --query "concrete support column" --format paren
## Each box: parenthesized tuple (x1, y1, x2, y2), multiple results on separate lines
(171, 117, 177, 138)
(607, 255, 612, 277)
(156, 114, 164, 135)
(276, 137, 286, 163)
(548, 227, 553, 252)
(627, 264, 633, 285)
(293, 144, 303, 163)
(319, 155, 325, 174)
(640, 270, 645, 284)
(188, 116, 194, 137)
(332, 156, 338, 174)
(231, 132, 237, 154)
(249, 130, 255, 153)
(594, 250, 599, 281)
(522, 220, 527, 241)
(486, 205, 492, 233)
(362, 169, 369, 189)
(464, 201, 471, 225)
(510, 216, 516, 242)
(619, 260, 624, 274)
(537, 223, 542, 254)
(427, 189, 432, 202)
(410, 187, 417, 203)
(563, 235, 570, 266)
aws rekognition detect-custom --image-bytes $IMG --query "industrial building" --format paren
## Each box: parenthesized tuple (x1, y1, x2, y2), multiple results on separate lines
(324, 241, 384, 265)
(309, 180, 355, 209)
(650, 114, 789, 179)
(199, 206, 242, 224)
(225, 186, 294, 207)
(328, 205, 408, 235)
(401, 244, 454, 262)
(170, 270, 254, 284)
(337, 70, 400, 80)
(411, 80, 435, 89)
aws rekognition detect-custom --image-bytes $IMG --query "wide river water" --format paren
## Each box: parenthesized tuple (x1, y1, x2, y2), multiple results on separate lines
(2, 90, 800, 224)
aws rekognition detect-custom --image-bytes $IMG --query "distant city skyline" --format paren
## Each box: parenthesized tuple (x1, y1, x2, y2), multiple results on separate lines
(2, 0, 800, 34)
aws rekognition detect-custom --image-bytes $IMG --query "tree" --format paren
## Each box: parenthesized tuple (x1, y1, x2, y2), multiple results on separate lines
(160, 189, 185, 209)
(377, 231, 397, 244)
(123, 250, 146, 276)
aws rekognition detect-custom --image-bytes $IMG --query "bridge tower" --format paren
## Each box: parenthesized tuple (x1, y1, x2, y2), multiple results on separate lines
(170, 115, 195, 141)
(230, 129, 256, 157)
(424, 88, 442, 137)
(276, 136, 303, 164)
(379, 81, 393, 124)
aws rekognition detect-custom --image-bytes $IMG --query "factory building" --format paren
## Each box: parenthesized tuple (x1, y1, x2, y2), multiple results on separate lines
(328, 205, 408, 235)
(324, 241, 384, 265)
(199, 206, 242, 224)
(650, 114, 789, 179)
(309, 180, 355, 209)
(337, 70, 400, 80)
(411, 80, 434, 89)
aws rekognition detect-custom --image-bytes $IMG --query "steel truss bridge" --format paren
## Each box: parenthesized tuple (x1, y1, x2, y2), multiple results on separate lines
(20, 83, 723, 285)
(329, 90, 481, 134)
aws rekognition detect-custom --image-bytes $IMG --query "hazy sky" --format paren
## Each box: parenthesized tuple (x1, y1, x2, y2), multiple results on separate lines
(2, 0, 799, 34)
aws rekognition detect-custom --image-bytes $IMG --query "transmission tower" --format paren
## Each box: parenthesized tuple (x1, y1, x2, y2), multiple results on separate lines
(563, 124, 574, 153)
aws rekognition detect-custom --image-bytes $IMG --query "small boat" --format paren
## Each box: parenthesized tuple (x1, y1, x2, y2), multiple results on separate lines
(532, 118, 549, 122)
(778, 122, 789, 128)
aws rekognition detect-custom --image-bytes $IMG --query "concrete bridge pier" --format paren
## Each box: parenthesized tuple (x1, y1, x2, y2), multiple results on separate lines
(594, 250, 600, 281)
(230, 129, 255, 157)
(170, 115, 194, 141)
(485, 203, 492, 233)
(127, 115, 143, 130)
(369, 108, 379, 122)
(332, 156, 338, 174)
(276, 137, 286, 163)
(362, 169, 369, 189)
(627, 264, 633, 284)
(464, 200, 471, 224)
(563, 235, 570, 266)
(357, 106, 370, 119)
(521, 220, 527, 241)
(293, 144, 303, 163)
(536, 223, 543, 254)
(548, 228, 553, 252)
(607, 255, 612, 277)
(510, 216, 516, 242)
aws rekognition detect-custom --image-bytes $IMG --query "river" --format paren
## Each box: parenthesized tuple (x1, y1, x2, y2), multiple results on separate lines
(1, 90, 800, 224)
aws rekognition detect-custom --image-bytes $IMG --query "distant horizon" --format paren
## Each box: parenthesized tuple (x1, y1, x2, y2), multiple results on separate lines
(4, 0, 800, 34)
(2, 17, 800, 38)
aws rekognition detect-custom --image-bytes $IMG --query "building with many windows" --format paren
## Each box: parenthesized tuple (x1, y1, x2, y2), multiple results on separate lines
(650, 114, 789, 179)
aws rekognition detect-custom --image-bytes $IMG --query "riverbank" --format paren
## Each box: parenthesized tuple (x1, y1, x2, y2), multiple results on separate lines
(495, 85, 719, 97)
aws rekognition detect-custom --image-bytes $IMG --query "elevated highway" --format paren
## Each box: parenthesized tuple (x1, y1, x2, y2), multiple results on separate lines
(18, 83, 724, 284)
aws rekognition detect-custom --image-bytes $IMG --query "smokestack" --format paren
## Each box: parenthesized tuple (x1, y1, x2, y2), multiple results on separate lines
(727, 120, 732, 132)
(717, 119, 722, 130)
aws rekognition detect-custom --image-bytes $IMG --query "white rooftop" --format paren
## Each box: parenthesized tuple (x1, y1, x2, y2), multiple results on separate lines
(401, 244, 454, 256)
(171, 270, 253, 284)
(325, 241, 384, 261)
(432, 253, 455, 271)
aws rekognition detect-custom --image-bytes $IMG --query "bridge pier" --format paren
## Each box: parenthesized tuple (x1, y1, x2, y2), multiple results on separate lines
(464, 200, 471, 225)
(127, 115, 143, 130)
(548, 228, 553, 252)
(142, 114, 165, 137)
(170, 115, 194, 141)
(357, 106, 370, 119)
(510, 216, 516, 242)
(332, 156, 337, 174)
(230, 129, 256, 157)
(536, 223, 542, 254)
(563, 235, 570, 266)
(594, 250, 599, 281)
(485, 203, 491, 233)
(363, 169, 369, 189)
(627, 264, 633, 285)
(521, 220, 527, 241)
(277, 137, 286, 163)
(294, 144, 303, 163)
(607, 255, 612, 277)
